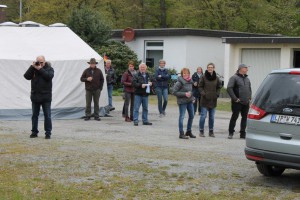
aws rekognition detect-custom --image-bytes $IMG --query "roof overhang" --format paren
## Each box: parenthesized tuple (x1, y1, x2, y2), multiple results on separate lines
(223, 37, 300, 44)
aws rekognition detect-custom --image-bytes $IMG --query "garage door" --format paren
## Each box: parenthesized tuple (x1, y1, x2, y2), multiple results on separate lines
(241, 48, 280, 95)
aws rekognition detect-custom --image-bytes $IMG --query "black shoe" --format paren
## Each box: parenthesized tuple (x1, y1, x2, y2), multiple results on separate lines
(45, 135, 51, 139)
(134, 122, 138, 126)
(94, 117, 101, 121)
(179, 132, 189, 139)
(199, 130, 205, 137)
(143, 122, 152, 125)
(240, 135, 245, 139)
(84, 117, 91, 121)
(228, 134, 233, 139)
(30, 133, 38, 138)
(209, 130, 215, 137)
(185, 130, 196, 138)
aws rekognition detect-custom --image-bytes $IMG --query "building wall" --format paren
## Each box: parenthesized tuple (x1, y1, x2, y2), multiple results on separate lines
(225, 43, 300, 94)
(125, 36, 225, 75)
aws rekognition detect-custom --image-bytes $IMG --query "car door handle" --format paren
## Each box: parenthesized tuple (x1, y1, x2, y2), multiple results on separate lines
(279, 133, 292, 140)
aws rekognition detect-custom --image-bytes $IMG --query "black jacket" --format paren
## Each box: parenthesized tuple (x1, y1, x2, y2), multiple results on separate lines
(24, 62, 54, 102)
(227, 71, 252, 105)
(132, 71, 153, 96)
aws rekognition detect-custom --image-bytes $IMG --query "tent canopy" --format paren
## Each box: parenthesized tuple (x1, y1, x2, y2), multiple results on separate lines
(0, 26, 108, 120)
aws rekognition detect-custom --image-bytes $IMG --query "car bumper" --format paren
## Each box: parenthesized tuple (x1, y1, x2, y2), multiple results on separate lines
(245, 147, 300, 170)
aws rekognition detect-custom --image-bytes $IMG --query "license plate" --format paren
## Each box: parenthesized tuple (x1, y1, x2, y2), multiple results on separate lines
(270, 114, 300, 125)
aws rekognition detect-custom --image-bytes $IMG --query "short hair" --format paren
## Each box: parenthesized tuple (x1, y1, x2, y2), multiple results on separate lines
(207, 62, 215, 68)
(128, 60, 134, 65)
(106, 59, 111, 63)
(139, 62, 147, 68)
(36, 55, 45, 61)
(159, 59, 166, 64)
(181, 68, 190, 76)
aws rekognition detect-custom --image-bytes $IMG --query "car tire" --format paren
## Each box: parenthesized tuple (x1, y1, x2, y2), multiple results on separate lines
(256, 163, 285, 176)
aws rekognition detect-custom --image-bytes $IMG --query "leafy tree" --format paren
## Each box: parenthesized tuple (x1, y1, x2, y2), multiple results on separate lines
(68, 7, 112, 47)
(97, 40, 140, 88)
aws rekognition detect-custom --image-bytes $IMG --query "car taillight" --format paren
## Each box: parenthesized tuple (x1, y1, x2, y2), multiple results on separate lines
(289, 71, 300, 75)
(248, 105, 266, 120)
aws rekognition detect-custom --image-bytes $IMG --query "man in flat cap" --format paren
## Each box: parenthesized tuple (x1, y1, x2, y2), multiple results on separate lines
(227, 64, 252, 139)
(80, 58, 104, 121)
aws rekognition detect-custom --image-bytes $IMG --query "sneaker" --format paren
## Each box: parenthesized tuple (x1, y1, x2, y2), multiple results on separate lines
(228, 134, 233, 139)
(84, 117, 91, 121)
(199, 130, 205, 137)
(162, 111, 166, 116)
(94, 117, 101, 121)
(209, 130, 215, 138)
(45, 135, 51, 139)
(30, 133, 38, 138)
(159, 114, 163, 118)
(134, 122, 138, 126)
(143, 122, 152, 125)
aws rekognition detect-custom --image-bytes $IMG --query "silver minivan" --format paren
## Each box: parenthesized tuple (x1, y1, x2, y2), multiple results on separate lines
(245, 68, 300, 176)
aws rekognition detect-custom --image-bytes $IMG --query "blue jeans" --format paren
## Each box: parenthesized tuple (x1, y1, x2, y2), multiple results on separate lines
(199, 107, 216, 131)
(156, 87, 168, 114)
(32, 101, 52, 135)
(107, 84, 113, 107)
(133, 95, 149, 123)
(178, 102, 194, 133)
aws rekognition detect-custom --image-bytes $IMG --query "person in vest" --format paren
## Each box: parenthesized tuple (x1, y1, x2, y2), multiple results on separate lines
(227, 64, 252, 139)
(24, 55, 54, 139)
(80, 58, 104, 121)
(121, 60, 136, 122)
(155, 59, 170, 117)
(198, 63, 222, 137)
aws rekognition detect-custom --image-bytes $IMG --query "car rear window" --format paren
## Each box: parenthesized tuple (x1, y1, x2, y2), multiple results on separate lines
(253, 73, 300, 115)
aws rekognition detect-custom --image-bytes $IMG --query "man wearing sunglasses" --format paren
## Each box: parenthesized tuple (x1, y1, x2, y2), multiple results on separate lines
(24, 55, 54, 139)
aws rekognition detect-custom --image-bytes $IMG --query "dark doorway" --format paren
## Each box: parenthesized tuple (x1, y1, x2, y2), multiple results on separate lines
(294, 51, 300, 68)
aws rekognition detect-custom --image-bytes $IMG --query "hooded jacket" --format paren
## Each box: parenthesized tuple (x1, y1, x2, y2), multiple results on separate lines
(227, 71, 252, 105)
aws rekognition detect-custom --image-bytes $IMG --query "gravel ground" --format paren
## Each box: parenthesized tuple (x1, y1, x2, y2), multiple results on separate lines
(1, 97, 300, 199)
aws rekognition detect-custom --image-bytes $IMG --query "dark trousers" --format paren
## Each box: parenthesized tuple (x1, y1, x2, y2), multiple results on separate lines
(228, 102, 249, 135)
(85, 89, 101, 118)
(32, 101, 52, 135)
(123, 91, 134, 118)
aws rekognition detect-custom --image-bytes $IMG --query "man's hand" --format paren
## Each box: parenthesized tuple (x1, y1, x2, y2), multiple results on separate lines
(87, 77, 93, 82)
(236, 98, 240, 103)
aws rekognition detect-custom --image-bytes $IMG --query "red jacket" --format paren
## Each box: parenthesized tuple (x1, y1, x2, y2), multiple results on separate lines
(122, 70, 135, 93)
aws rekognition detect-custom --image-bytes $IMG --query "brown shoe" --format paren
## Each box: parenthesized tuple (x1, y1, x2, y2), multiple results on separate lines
(125, 117, 132, 122)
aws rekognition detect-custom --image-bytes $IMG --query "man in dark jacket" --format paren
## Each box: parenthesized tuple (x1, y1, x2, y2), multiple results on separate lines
(227, 64, 252, 139)
(24, 55, 54, 139)
(154, 59, 170, 117)
(104, 59, 116, 110)
(132, 63, 153, 126)
(80, 58, 104, 121)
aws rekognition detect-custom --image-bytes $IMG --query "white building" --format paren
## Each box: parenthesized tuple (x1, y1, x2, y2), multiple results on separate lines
(223, 37, 300, 94)
(112, 28, 273, 89)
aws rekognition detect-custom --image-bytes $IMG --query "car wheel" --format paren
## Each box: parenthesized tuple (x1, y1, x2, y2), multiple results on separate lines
(256, 163, 285, 176)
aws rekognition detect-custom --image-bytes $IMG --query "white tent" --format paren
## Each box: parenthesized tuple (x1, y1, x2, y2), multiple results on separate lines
(0, 26, 108, 120)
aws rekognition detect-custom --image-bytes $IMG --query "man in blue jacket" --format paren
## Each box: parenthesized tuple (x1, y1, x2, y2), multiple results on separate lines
(155, 59, 170, 117)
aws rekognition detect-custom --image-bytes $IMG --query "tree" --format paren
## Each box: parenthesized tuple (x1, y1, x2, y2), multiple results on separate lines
(68, 6, 112, 47)
(97, 40, 140, 88)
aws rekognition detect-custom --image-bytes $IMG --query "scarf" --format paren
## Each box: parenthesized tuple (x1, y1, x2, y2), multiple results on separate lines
(204, 70, 217, 81)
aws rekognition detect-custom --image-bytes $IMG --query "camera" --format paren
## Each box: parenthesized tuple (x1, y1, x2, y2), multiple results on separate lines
(35, 61, 40, 66)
